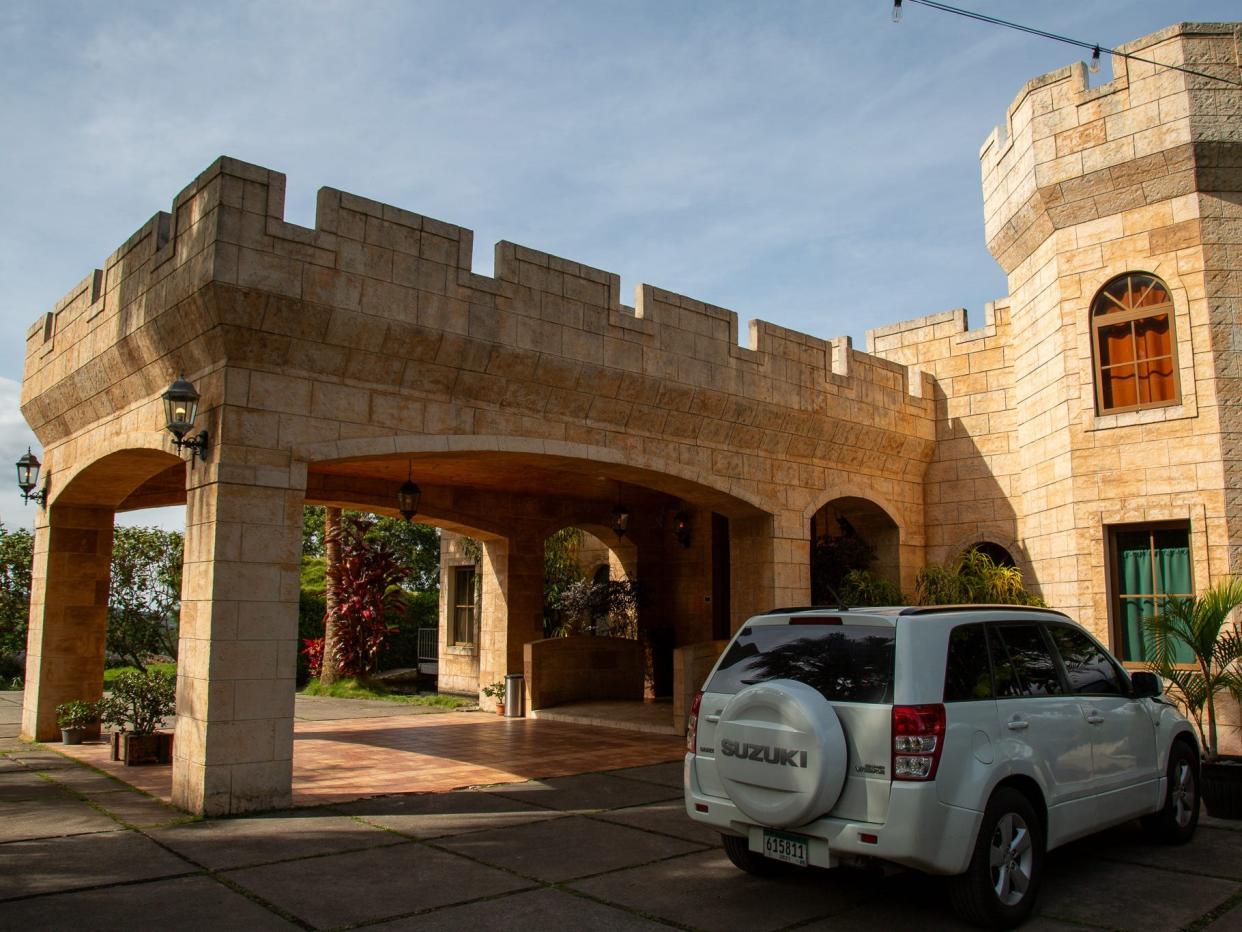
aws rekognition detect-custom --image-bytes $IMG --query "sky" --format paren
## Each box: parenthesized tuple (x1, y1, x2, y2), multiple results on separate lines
(1, 0, 1236, 531)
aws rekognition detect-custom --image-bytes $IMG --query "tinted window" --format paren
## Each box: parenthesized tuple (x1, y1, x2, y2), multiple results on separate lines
(944, 624, 993, 701)
(993, 624, 1064, 697)
(707, 625, 895, 704)
(1047, 625, 1125, 696)
(987, 626, 1022, 698)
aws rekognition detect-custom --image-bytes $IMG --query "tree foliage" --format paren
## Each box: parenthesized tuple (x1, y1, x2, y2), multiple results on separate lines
(306, 516, 411, 679)
(838, 569, 904, 607)
(303, 506, 440, 591)
(1144, 577, 1242, 760)
(107, 526, 184, 670)
(543, 527, 585, 636)
(0, 521, 34, 657)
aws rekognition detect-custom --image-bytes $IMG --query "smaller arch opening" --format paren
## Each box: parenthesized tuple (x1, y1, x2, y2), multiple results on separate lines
(965, 541, 1016, 568)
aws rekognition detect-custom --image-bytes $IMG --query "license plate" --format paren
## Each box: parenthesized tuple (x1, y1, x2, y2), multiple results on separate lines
(762, 829, 809, 867)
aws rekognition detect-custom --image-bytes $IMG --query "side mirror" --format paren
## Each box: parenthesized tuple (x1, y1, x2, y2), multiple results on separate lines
(1131, 671, 1163, 699)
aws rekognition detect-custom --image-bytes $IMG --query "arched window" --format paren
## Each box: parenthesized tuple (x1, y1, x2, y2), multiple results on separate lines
(1092, 273, 1179, 413)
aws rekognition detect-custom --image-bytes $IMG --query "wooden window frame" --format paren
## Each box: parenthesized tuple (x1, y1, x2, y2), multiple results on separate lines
(1091, 272, 1181, 415)
(451, 566, 477, 647)
(1105, 521, 1193, 667)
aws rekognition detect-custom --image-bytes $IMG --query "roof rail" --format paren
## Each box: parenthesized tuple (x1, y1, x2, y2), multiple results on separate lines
(760, 605, 851, 615)
(897, 604, 1070, 618)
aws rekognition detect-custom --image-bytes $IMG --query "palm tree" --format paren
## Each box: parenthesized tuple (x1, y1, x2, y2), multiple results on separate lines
(1143, 577, 1242, 761)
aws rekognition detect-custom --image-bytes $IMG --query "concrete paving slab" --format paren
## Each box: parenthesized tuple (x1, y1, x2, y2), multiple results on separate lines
(366, 886, 673, 931)
(0, 796, 122, 843)
(89, 790, 193, 828)
(434, 813, 706, 883)
(592, 799, 722, 846)
(225, 840, 532, 928)
(334, 788, 567, 838)
(4, 751, 77, 770)
(0, 874, 297, 931)
(605, 761, 684, 788)
(1208, 900, 1242, 930)
(1039, 850, 1239, 931)
(797, 869, 1094, 931)
(148, 810, 394, 869)
(0, 830, 194, 900)
(0, 770, 65, 801)
(1077, 824, 1242, 881)
(39, 763, 135, 796)
(570, 848, 879, 932)
(486, 772, 682, 812)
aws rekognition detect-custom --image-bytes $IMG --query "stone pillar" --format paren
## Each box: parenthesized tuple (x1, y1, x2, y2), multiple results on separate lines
(172, 468, 304, 816)
(477, 535, 542, 706)
(730, 514, 780, 630)
(22, 505, 115, 742)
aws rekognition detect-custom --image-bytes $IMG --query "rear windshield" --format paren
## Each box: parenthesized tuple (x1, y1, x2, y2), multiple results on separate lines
(705, 624, 895, 704)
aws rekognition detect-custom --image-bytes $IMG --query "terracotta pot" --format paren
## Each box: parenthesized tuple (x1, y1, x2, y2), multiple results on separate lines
(496, 703, 506, 716)
(1203, 755, 1242, 819)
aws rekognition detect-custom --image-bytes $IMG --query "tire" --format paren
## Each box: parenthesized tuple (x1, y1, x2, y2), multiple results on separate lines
(950, 787, 1044, 930)
(721, 833, 787, 877)
(1141, 741, 1199, 844)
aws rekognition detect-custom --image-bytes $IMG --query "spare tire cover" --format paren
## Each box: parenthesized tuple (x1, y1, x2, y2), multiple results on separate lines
(715, 678, 847, 828)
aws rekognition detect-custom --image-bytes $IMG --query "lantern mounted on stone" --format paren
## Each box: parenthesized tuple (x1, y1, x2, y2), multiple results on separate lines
(673, 510, 691, 548)
(612, 504, 630, 538)
(162, 375, 209, 463)
(15, 448, 48, 507)
(397, 463, 422, 521)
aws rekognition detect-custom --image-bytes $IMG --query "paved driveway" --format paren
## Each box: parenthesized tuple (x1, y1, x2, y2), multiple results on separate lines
(2, 722, 1241, 931)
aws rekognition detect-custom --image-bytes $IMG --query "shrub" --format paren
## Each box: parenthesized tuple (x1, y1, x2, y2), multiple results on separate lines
(101, 668, 176, 735)
(839, 570, 904, 607)
(56, 699, 100, 731)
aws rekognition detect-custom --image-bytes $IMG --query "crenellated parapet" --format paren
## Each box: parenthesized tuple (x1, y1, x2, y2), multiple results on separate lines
(22, 156, 937, 466)
(979, 22, 1240, 275)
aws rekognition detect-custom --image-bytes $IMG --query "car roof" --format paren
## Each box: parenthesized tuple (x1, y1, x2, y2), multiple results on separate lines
(747, 605, 1072, 627)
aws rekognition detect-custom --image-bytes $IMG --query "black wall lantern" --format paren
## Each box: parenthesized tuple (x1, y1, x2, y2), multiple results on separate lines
(15, 448, 48, 507)
(673, 510, 691, 548)
(612, 504, 630, 538)
(397, 463, 422, 521)
(163, 375, 209, 463)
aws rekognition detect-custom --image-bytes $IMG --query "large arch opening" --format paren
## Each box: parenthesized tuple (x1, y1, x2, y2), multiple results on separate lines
(808, 496, 902, 605)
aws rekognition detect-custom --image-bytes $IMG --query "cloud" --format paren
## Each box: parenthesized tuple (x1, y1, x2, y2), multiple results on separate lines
(0, 377, 38, 531)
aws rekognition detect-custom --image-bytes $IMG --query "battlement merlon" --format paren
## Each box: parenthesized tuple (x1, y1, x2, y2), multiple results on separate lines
(978, 22, 1241, 273)
(23, 155, 940, 416)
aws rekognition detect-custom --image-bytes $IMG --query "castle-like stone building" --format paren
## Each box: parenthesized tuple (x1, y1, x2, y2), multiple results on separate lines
(18, 22, 1242, 814)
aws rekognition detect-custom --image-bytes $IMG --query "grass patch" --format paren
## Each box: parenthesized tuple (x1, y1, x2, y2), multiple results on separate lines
(103, 662, 176, 688)
(299, 677, 473, 708)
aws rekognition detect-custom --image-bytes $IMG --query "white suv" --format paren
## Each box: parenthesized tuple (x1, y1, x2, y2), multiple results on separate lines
(684, 606, 1200, 929)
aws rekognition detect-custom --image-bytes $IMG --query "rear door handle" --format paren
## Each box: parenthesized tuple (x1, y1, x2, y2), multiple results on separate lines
(1006, 719, 1029, 731)
(1084, 711, 1105, 725)
(705, 714, 721, 724)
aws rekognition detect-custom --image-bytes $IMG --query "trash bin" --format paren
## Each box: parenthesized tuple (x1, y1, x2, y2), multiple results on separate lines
(504, 673, 525, 718)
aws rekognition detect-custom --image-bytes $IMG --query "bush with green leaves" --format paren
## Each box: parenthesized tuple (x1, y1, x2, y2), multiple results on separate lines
(550, 579, 638, 638)
(1144, 577, 1242, 761)
(56, 699, 100, 731)
(838, 570, 904, 607)
(101, 668, 176, 735)
(915, 549, 1042, 607)
(0, 521, 34, 664)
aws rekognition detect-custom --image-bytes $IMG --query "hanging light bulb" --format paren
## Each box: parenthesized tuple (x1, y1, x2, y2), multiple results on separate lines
(1089, 45, 1101, 74)
(891, 0, 903, 23)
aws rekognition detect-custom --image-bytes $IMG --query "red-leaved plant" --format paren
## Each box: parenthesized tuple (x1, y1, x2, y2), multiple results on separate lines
(318, 516, 411, 678)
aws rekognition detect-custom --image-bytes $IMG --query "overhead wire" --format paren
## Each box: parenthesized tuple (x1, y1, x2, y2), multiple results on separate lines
(899, 0, 1242, 87)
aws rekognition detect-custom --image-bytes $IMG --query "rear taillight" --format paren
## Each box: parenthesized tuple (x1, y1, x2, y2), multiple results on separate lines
(892, 703, 945, 781)
(686, 690, 703, 752)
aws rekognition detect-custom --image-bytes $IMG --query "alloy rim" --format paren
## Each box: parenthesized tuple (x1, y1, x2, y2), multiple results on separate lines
(989, 812, 1033, 906)
(1171, 759, 1195, 828)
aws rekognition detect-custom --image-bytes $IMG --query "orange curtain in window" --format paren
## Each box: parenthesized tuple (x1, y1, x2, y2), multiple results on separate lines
(1135, 314, 1173, 403)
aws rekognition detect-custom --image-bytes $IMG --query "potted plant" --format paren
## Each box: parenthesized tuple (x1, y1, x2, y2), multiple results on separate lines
(55, 699, 100, 745)
(1144, 576, 1242, 818)
(101, 668, 176, 765)
(481, 680, 506, 715)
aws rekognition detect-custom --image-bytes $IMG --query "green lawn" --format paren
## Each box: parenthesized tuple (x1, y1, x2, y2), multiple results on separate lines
(299, 677, 474, 709)
(103, 662, 177, 688)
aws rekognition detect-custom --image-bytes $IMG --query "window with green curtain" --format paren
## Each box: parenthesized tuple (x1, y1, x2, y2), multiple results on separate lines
(1114, 526, 1192, 663)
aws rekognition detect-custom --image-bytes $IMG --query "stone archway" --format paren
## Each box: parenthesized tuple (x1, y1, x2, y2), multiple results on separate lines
(808, 495, 903, 604)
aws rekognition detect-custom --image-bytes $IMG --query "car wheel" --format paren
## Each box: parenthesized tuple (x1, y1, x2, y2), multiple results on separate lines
(721, 833, 787, 877)
(1141, 742, 1199, 844)
(950, 787, 1044, 929)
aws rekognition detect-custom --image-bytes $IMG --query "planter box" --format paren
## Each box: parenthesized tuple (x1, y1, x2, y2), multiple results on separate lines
(110, 731, 174, 766)
(1203, 756, 1242, 820)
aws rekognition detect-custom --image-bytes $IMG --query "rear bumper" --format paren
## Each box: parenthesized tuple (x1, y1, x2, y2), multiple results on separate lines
(684, 754, 982, 875)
